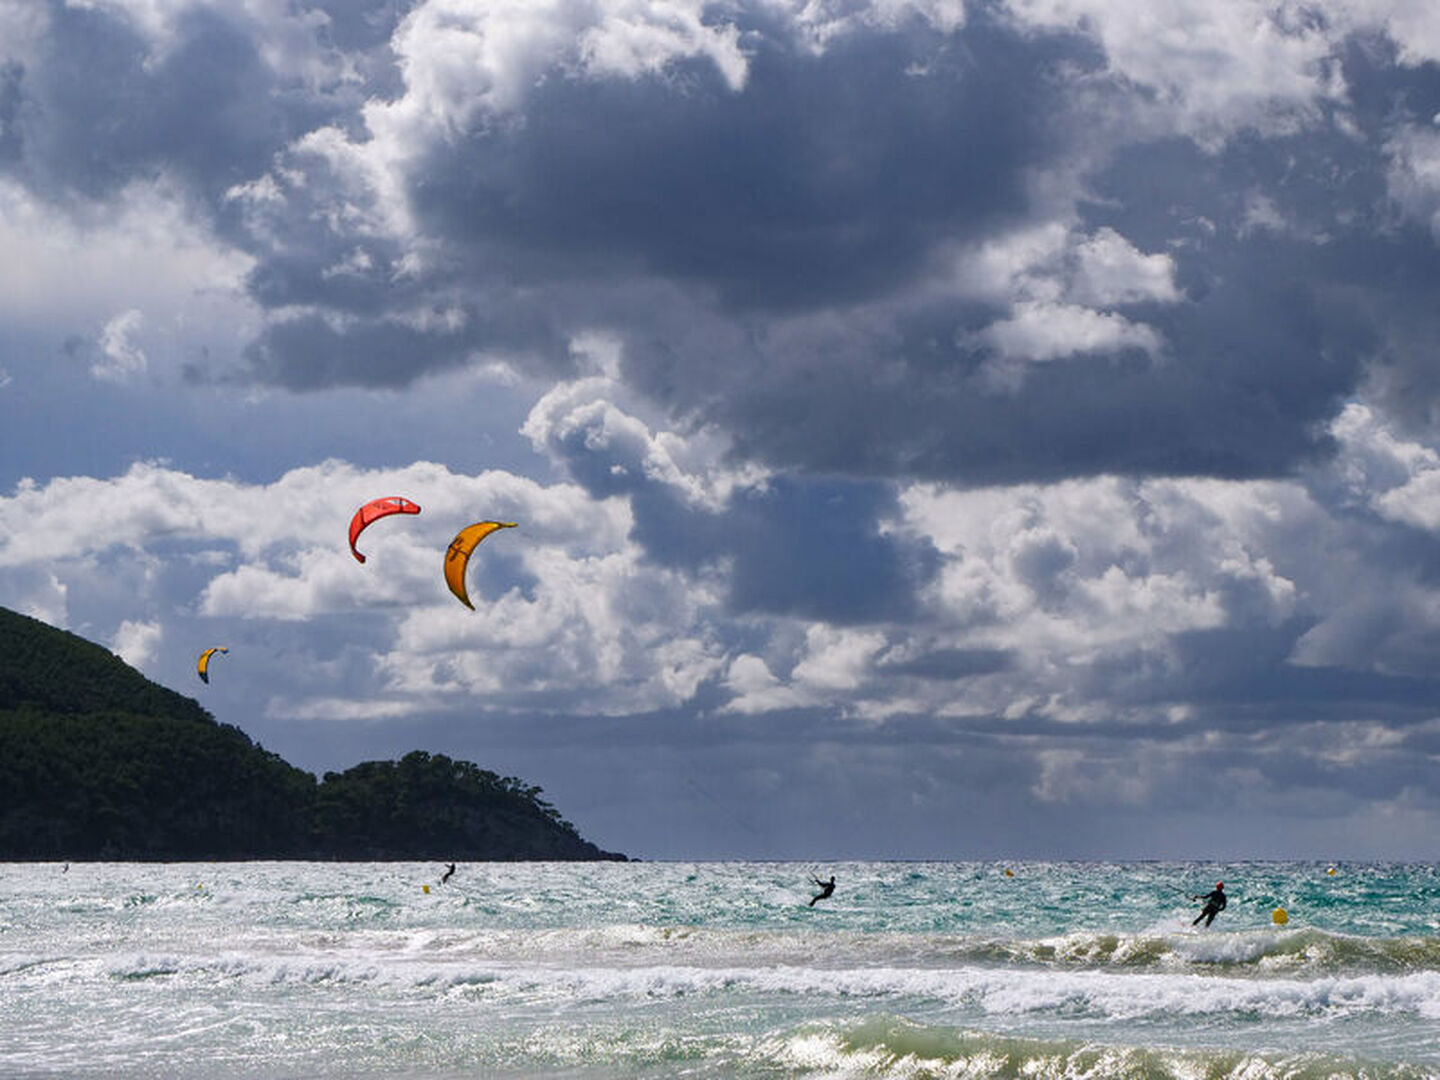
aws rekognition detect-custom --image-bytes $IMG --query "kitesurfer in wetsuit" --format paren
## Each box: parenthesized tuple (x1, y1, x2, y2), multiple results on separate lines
(1192, 882, 1226, 927)
(809, 875, 836, 907)
(441, 863, 456, 885)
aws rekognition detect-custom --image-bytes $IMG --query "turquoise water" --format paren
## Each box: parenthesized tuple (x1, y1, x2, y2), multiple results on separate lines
(3, 861, 1440, 1077)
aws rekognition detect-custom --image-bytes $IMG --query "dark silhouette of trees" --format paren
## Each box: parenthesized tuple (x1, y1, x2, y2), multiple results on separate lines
(0, 607, 623, 861)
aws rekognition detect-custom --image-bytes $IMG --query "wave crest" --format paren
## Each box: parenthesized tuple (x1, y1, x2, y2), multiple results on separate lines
(759, 1017, 1436, 1080)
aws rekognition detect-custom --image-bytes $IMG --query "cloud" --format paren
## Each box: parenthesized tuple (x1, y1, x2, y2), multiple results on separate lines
(112, 617, 162, 668)
(1005, 0, 1347, 145)
(0, 450, 727, 718)
(723, 653, 812, 714)
(7, 0, 1440, 856)
(1386, 123, 1440, 239)
(9, 0, 1440, 490)
(974, 301, 1164, 390)
(0, 177, 253, 334)
(4, 387, 1440, 854)
(4, 0, 358, 203)
(12, 377, 1433, 732)
(93, 310, 148, 382)
(1067, 227, 1183, 307)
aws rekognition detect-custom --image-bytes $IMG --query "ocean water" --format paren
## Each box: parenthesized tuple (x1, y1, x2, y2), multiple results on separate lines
(3, 861, 1440, 1078)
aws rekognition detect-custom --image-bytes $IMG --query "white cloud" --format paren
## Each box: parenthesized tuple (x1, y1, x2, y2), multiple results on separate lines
(723, 653, 812, 714)
(16, 389, 1435, 730)
(361, 0, 747, 167)
(950, 224, 1180, 307)
(893, 472, 1307, 698)
(1003, 0, 1345, 144)
(1033, 747, 1146, 804)
(5, 391, 1440, 739)
(265, 696, 419, 723)
(112, 618, 162, 669)
(999, 0, 1440, 153)
(1329, 0, 1440, 69)
(769, 0, 967, 52)
(790, 624, 886, 692)
(1329, 402, 1440, 528)
(0, 179, 254, 334)
(979, 301, 1164, 363)
(0, 452, 724, 718)
(948, 224, 1177, 389)
(1068, 228, 1182, 307)
(523, 369, 769, 508)
(376, 546, 727, 714)
(1385, 124, 1440, 239)
(94, 310, 148, 382)
(947, 222, 1072, 303)
(12, 572, 69, 628)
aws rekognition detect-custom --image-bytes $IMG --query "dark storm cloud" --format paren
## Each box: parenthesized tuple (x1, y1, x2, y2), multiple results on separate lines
(588, 27, 1434, 487)
(1074, 619, 1440, 723)
(878, 646, 1014, 679)
(240, 315, 475, 391)
(238, 304, 569, 391)
(5, 2, 349, 204)
(214, 5, 1098, 389)
(654, 131, 1395, 484)
(514, 15, 1440, 487)
(410, 12, 1090, 310)
(11, 0, 1440, 487)
(717, 477, 936, 622)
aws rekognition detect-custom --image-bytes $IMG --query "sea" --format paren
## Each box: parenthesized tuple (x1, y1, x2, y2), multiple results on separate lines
(3, 860, 1440, 1078)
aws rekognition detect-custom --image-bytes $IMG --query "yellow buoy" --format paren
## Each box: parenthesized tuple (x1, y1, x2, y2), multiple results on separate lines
(1327, 866, 1337, 876)
(1004, 868, 1014, 877)
(422, 884, 431, 894)
(1272, 907, 1288, 925)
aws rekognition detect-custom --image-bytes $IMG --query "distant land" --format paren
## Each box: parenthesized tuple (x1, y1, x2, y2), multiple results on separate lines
(0, 606, 625, 861)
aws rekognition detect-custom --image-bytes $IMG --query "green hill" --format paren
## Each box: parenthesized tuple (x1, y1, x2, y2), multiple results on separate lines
(0, 607, 624, 861)
(0, 606, 211, 722)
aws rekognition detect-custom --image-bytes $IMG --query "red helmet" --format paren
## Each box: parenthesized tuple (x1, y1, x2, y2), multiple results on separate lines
(1216, 882, 1224, 889)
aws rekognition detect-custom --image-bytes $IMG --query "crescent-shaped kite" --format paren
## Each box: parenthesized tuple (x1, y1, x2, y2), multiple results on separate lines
(444, 521, 517, 609)
(348, 497, 421, 563)
(197, 646, 229, 684)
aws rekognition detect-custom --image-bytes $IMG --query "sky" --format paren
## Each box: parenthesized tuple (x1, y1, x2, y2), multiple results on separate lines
(4, 0, 1440, 861)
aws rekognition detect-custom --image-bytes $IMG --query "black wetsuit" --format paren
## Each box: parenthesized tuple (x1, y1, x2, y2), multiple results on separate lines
(1192, 887, 1226, 927)
(809, 876, 835, 907)
(441, 863, 456, 885)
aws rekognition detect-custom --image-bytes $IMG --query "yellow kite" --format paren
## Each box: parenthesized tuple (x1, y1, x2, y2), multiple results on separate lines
(196, 646, 229, 684)
(444, 522, 517, 609)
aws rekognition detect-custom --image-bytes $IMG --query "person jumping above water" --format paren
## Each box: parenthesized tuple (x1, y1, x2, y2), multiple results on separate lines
(1191, 881, 1226, 927)
(441, 863, 456, 885)
(809, 875, 836, 907)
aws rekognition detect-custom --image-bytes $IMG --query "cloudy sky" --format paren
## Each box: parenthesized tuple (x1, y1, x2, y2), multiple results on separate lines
(4, 0, 1440, 860)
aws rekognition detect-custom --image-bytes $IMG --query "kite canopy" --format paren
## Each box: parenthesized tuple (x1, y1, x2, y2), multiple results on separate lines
(444, 521, 517, 609)
(348, 497, 421, 563)
(197, 646, 229, 684)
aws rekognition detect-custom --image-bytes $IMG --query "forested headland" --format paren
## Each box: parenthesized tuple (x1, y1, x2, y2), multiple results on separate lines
(0, 606, 624, 861)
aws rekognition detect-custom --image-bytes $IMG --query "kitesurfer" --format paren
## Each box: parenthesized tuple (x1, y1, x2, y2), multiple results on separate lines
(1191, 882, 1226, 927)
(809, 875, 836, 907)
(441, 863, 456, 885)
